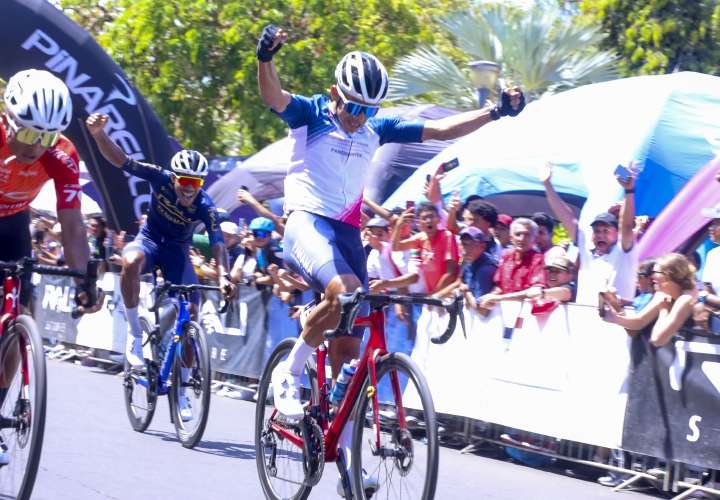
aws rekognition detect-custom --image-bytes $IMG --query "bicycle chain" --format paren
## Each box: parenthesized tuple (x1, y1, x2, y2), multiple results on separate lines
(301, 415, 325, 487)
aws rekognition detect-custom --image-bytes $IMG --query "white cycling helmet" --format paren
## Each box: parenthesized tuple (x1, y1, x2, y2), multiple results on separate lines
(170, 149, 209, 177)
(335, 51, 389, 105)
(4, 69, 72, 133)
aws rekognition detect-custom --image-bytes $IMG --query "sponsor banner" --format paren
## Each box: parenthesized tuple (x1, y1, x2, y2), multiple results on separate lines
(622, 329, 720, 469)
(404, 301, 631, 449)
(33, 274, 78, 344)
(200, 285, 272, 379)
(1, 0, 178, 231)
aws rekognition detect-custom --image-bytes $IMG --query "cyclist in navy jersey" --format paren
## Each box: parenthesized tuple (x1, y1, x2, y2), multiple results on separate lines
(85, 114, 235, 379)
(257, 25, 525, 495)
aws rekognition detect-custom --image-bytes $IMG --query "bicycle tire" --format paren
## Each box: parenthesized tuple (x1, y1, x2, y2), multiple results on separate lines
(168, 320, 211, 448)
(0, 315, 47, 500)
(351, 352, 439, 500)
(123, 317, 158, 433)
(255, 338, 318, 500)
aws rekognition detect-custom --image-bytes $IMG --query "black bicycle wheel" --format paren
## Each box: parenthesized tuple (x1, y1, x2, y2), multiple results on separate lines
(0, 315, 47, 500)
(255, 338, 318, 500)
(123, 317, 158, 433)
(168, 321, 211, 449)
(352, 352, 439, 500)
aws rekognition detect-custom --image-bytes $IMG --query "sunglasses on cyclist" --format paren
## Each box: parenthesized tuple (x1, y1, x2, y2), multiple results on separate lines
(253, 230, 270, 238)
(6, 116, 60, 148)
(175, 175, 204, 189)
(337, 88, 379, 118)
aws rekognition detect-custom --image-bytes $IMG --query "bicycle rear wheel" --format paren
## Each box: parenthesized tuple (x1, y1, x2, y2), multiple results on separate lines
(255, 338, 318, 500)
(352, 352, 439, 500)
(168, 320, 210, 448)
(123, 318, 158, 432)
(0, 315, 47, 500)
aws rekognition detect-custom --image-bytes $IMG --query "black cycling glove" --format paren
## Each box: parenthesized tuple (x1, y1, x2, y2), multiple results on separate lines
(257, 24, 283, 62)
(490, 89, 526, 120)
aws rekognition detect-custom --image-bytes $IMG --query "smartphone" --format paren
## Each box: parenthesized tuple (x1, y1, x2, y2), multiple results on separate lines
(406, 200, 415, 210)
(238, 217, 247, 230)
(425, 174, 432, 183)
(240, 185, 249, 191)
(441, 158, 460, 173)
(614, 164, 632, 183)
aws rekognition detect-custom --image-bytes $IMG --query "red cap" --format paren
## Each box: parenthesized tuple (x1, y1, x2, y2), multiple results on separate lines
(497, 214, 513, 227)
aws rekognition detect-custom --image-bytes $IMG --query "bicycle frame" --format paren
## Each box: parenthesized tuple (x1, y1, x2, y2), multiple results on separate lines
(136, 292, 192, 396)
(0, 274, 27, 388)
(270, 306, 408, 462)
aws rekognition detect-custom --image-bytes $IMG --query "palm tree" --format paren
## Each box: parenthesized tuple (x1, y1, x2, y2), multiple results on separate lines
(388, 3, 618, 109)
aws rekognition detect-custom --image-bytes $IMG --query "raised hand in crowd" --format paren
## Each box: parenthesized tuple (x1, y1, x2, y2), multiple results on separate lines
(424, 163, 446, 205)
(538, 161, 553, 185)
(236, 187, 286, 236)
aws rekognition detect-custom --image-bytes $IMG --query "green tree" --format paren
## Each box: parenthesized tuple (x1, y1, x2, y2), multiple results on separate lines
(388, 2, 617, 110)
(577, 0, 720, 76)
(60, 0, 467, 155)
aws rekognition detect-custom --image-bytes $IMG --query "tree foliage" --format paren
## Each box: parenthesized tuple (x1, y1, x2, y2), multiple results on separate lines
(388, 2, 617, 109)
(59, 0, 466, 155)
(577, 0, 720, 76)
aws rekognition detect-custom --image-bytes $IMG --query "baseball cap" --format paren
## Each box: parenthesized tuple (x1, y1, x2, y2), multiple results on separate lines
(496, 214, 513, 227)
(590, 212, 618, 228)
(701, 203, 720, 219)
(220, 221, 239, 235)
(459, 226, 488, 242)
(366, 217, 389, 229)
(544, 255, 572, 272)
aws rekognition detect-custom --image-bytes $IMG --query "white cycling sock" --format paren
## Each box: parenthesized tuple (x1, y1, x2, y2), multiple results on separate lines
(339, 419, 354, 473)
(286, 337, 314, 376)
(125, 306, 143, 339)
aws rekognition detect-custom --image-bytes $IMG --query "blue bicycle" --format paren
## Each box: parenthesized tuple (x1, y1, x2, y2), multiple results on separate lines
(122, 281, 226, 448)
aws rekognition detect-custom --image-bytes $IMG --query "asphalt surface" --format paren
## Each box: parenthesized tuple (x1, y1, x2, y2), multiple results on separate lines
(30, 360, 662, 500)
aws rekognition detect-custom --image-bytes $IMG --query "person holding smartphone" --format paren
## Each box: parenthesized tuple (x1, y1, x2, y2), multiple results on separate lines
(541, 161, 639, 306)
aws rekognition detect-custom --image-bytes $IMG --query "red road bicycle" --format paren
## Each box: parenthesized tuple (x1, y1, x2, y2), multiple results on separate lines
(0, 258, 97, 500)
(255, 290, 463, 500)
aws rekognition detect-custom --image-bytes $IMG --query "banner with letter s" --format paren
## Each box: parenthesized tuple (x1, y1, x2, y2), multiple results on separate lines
(0, 0, 178, 231)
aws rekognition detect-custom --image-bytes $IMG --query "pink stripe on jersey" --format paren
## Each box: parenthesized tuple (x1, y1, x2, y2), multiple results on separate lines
(337, 196, 363, 228)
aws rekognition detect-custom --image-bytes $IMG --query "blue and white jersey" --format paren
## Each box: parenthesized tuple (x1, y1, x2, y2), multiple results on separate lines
(275, 94, 424, 227)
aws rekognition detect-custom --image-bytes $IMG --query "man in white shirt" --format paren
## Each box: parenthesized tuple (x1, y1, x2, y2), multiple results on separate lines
(541, 162, 639, 305)
(699, 204, 720, 331)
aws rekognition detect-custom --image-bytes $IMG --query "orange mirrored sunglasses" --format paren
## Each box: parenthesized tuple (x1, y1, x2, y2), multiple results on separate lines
(175, 175, 204, 189)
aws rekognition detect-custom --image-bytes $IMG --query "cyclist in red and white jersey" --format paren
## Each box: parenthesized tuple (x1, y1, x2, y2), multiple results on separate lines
(0, 69, 90, 466)
(257, 25, 526, 496)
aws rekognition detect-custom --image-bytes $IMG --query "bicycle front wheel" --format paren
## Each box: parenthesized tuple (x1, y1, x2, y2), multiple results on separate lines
(123, 317, 158, 432)
(255, 338, 318, 500)
(168, 320, 211, 448)
(352, 352, 439, 500)
(0, 315, 47, 500)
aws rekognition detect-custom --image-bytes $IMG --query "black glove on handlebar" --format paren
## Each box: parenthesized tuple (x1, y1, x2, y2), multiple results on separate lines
(490, 89, 526, 120)
(257, 24, 283, 62)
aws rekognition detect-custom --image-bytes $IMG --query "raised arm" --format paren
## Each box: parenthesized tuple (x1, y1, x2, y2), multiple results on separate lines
(86, 114, 127, 168)
(257, 25, 291, 113)
(391, 209, 419, 251)
(237, 188, 285, 236)
(421, 88, 525, 141)
(617, 163, 637, 252)
(540, 162, 577, 241)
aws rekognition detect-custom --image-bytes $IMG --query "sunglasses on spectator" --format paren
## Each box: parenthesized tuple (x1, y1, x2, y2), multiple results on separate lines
(637, 272, 651, 278)
(6, 115, 59, 148)
(652, 269, 667, 276)
(337, 88, 379, 118)
(175, 175, 204, 189)
(253, 230, 270, 238)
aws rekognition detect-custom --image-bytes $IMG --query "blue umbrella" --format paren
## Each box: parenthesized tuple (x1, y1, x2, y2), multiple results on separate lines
(383, 72, 720, 223)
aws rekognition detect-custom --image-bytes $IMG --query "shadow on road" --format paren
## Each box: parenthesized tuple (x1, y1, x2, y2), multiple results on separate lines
(143, 429, 257, 459)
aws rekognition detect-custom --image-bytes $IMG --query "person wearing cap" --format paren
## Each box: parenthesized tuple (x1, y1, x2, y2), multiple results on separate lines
(364, 217, 391, 281)
(455, 226, 497, 310)
(493, 213, 513, 249)
(231, 216, 283, 287)
(478, 218, 547, 309)
(541, 161, 639, 305)
(526, 255, 576, 303)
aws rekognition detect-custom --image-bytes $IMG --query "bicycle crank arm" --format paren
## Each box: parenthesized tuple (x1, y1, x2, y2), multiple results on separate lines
(0, 415, 21, 429)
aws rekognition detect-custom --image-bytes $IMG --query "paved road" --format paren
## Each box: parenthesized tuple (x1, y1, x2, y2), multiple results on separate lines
(31, 360, 660, 499)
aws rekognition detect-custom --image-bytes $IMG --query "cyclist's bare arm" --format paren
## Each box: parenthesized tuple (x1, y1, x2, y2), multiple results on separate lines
(257, 28, 291, 112)
(58, 208, 90, 272)
(86, 113, 127, 168)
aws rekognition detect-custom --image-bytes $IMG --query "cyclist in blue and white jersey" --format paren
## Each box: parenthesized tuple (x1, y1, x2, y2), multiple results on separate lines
(85, 113, 235, 418)
(257, 25, 525, 493)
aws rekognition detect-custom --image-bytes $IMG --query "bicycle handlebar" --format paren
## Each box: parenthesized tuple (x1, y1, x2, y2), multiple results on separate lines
(149, 281, 245, 315)
(0, 258, 99, 311)
(324, 289, 466, 344)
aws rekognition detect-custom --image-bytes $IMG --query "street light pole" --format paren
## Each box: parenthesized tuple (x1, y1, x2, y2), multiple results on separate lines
(467, 60, 501, 108)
